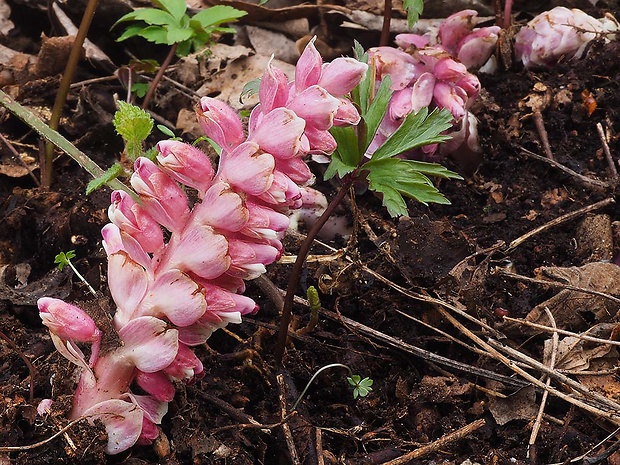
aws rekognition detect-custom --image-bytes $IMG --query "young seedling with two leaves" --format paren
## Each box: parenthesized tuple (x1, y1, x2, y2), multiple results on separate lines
(112, 0, 246, 107)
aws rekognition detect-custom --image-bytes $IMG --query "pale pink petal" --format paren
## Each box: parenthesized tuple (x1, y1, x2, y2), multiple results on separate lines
(287, 85, 340, 130)
(394, 33, 430, 49)
(156, 140, 215, 195)
(333, 98, 361, 126)
(164, 343, 203, 380)
(38, 297, 100, 343)
(107, 252, 149, 326)
(259, 60, 290, 113)
(411, 73, 436, 112)
(192, 182, 249, 232)
(456, 26, 500, 69)
(295, 38, 322, 92)
(249, 108, 306, 159)
(167, 224, 230, 279)
(135, 371, 175, 402)
(303, 125, 337, 155)
(108, 191, 163, 253)
(82, 399, 143, 454)
(439, 9, 478, 53)
(318, 57, 368, 96)
(118, 316, 179, 373)
(217, 141, 275, 195)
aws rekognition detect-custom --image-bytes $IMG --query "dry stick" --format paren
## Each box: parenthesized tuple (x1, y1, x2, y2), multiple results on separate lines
(195, 390, 272, 434)
(528, 307, 558, 459)
(503, 315, 620, 348)
(547, 426, 620, 465)
(141, 42, 178, 110)
(276, 373, 301, 465)
(596, 122, 618, 178)
(316, 428, 325, 465)
(382, 419, 486, 465)
(505, 197, 615, 253)
(518, 146, 610, 191)
(532, 111, 555, 160)
(497, 268, 620, 305)
(433, 305, 620, 424)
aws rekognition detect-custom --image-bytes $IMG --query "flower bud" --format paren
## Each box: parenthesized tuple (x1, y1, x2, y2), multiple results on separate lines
(156, 140, 215, 195)
(197, 97, 245, 151)
(108, 191, 164, 253)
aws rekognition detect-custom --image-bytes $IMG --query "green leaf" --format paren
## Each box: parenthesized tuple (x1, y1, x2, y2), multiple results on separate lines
(240, 78, 261, 102)
(138, 25, 170, 44)
(157, 124, 177, 138)
(113, 8, 176, 28)
(365, 158, 458, 217)
(191, 5, 247, 29)
(86, 163, 127, 195)
(347, 375, 361, 387)
(363, 75, 392, 151)
(368, 108, 453, 161)
(324, 152, 356, 180)
(54, 250, 76, 271)
(154, 0, 187, 20)
(403, 0, 424, 28)
(113, 101, 154, 162)
(131, 82, 150, 98)
(166, 25, 194, 43)
(331, 125, 360, 167)
(116, 24, 147, 42)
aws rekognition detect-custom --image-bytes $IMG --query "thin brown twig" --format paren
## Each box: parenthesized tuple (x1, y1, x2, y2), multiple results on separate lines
(597, 122, 618, 179)
(0, 417, 86, 452)
(505, 197, 615, 253)
(277, 373, 300, 465)
(0, 330, 37, 403)
(518, 146, 610, 191)
(528, 307, 558, 459)
(0, 132, 40, 186)
(532, 111, 555, 160)
(497, 268, 620, 305)
(383, 419, 486, 465)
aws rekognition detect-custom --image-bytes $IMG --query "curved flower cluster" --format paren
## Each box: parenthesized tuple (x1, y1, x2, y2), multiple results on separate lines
(515, 7, 618, 69)
(37, 40, 367, 454)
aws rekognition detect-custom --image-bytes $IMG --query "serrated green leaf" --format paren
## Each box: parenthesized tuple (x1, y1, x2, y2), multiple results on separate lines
(331, 125, 360, 167)
(86, 163, 127, 195)
(114, 101, 154, 161)
(154, 0, 187, 20)
(368, 108, 453, 161)
(114, 8, 176, 28)
(138, 25, 170, 44)
(192, 5, 246, 29)
(363, 75, 392, 151)
(324, 152, 356, 180)
(166, 25, 193, 43)
(404, 0, 424, 28)
(366, 157, 453, 217)
(116, 24, 146, 42)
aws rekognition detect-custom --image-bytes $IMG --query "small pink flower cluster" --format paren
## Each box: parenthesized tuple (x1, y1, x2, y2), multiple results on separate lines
(366, 10, 499, 160)
(514, 7, 618, 68)
(37, 40, 367, 454)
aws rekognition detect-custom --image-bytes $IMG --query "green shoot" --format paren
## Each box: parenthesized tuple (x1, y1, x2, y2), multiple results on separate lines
(55, 251, 97, 297)
(114, 101, 154, 163)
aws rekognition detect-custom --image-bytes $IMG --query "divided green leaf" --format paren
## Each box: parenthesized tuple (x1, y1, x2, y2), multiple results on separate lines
(113, 101, 154, 162)
(403, 0, 424, 28)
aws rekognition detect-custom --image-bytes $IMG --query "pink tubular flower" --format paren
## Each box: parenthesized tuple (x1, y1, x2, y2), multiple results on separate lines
(156, 140, 215, 196)
(108, 191, 163, 253)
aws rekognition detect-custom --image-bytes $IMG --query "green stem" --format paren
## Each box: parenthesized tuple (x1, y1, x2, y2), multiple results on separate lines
(291, 363, 353, 411)
(141, 43, 178, 110)
(274, 179, 354, 364)
(0, 90, 135, 196)
(44, 0, 100, 188)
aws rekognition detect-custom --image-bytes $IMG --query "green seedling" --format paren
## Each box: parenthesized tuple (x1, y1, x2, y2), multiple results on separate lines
(55, 250, 97, 297)
(113, 0, 246, 108)
(292, 363, 373, 411)
(86, 102, 155, 195)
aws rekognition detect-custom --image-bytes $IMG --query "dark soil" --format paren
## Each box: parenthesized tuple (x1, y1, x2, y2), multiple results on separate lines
(2, 1, 620, 464)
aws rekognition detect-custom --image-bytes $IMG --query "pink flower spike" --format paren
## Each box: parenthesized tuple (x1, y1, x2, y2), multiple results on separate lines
(197, 97, 245, 151)
(82, 399, 143, 454)
(217, 141, 275, 196)
(192, 182, 248, 232)
(295, 38, 323, 93)
(156, 140, 215, 195)
(259, 60, 290, 113)
(250, 108, 306, 160)
(318, 57, 368, 96)
(135, 371, 175, 402)
(117, 316, 179, 373)
(108, 191, 163, 253)
(131, 158, 190, 234)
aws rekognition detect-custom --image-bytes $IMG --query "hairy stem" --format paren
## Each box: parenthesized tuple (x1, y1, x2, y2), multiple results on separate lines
(44, 0, 100, 188)
(141, 43, 178, 110)
(274, 178, 353, 364)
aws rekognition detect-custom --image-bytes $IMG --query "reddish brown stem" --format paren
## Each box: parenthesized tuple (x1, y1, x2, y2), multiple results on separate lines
(141, 43, 178, 110)
(274, 179, 354, 364)
(380, 0, 392, 47)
